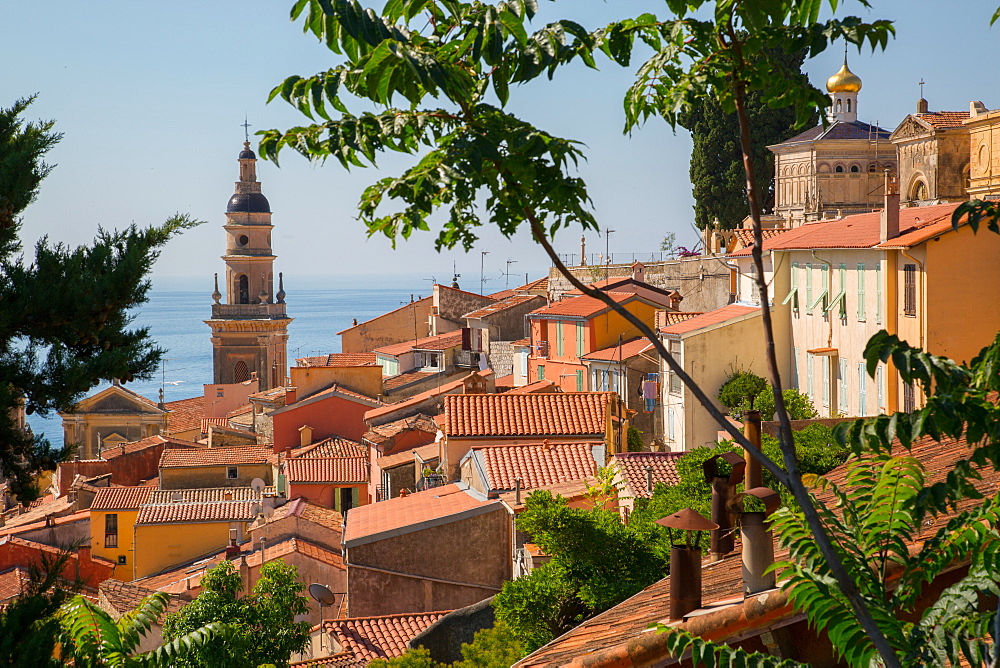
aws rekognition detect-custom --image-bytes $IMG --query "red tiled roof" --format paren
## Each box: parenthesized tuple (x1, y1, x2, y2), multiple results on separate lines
(728, 202, 962, 256)
(660, 305, 760, 336)
(97, 434, 202, 460)
(226, 404, 254, 419)
(611, 452, 683, 498)
(159, 445, 273, 468)
(0, 567, 31, 604)
(99, 579, 186, 617)
(290, 652, 359, 667)
(916, 110, 970, 129)
(343, 483, 495, 546)
(731, 228, 791, 249)
(248, 386, 287, 402)
(377, 442, 439, 470)
(260, 498, 344, 532)
(363, 370, 493, 423)
(444, 393, 611, 438)
(506, 380, 557, 394)
(373, 331, 464, 357)
(463, 294, 543, 320)
(521, 276, 549, 292)
(581, 338, 655, 362)
(337, 296, 432, 336)
(164, 396, 204, 435)
(476, 442, 599, 491)
(285, 457, 369, 484)
(498, 476, 597, 512)
(383, 370, 438, 391)
(136, 500, 259, 524)
(511, 338, 531, 347)
(289, 437, 367, 459)
(91, 486, 153, 511)
(364, 414, 438, 445)
(297, 352, 378, 367)
(659, 312, 703, 328)
(324, 612, 451, 663)
(528, 292, 635, 319)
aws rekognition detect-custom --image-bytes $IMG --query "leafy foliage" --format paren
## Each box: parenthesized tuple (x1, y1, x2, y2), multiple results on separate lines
(754, 387, 818, 422)
(58, 592, 227, 668)
(369, 622, 526, 668)
(0, 96, 201, 500)
(626, 425, 643, 452)
(161, 560, 310, 668)
(493, 491, 668, 651)
(717, 369, 767, 418)
(0, 547, 79, 667)
(678, 48, 814, 230)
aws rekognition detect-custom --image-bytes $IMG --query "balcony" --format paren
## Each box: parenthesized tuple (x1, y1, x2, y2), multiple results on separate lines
(211, 302, 288, 320)
(453, 349, 481, 369)
(226, 247, 275, 257)
(416, 473, 448, 492)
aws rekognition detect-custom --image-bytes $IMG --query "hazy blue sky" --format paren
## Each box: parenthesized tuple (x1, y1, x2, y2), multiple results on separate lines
(3, 1, 997, 287)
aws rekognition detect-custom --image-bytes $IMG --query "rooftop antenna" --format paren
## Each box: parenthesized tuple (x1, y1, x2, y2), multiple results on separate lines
(502, 259, 518, 289)
(242, 115, 252, 142)
(604, 229, 616, 282)
(451, 261, 461, 289)
(308, 583, 339, 653)
(480, 251, 490, 295)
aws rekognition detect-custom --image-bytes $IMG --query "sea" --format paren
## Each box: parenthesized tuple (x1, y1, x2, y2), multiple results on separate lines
(25, 274, 437, 450)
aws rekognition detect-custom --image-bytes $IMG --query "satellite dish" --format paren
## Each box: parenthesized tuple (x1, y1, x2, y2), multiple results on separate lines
(250, 478, 266, 495)
(170, 492, 184, 503)
(251, 503, 263, 517)
(263, 505, 275, 519)
(434, 430, 444, 444)
(308, 583, 337, 606)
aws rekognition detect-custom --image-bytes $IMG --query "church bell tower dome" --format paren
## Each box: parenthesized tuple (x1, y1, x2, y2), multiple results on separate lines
(826, 57, 862, 94)
(825, 52, 862, 123)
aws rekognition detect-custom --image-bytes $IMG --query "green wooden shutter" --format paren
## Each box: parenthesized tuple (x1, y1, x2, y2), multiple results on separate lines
(857, 264, 866, 320)
(556, 322, 564, 356)
(576, 323, 585, 358)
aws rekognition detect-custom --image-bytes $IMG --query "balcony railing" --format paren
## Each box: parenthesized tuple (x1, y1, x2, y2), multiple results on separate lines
(416, 474, 448, 492)
(226, 247, 275, 257)
(211, 303, 288, 319)
(453, 349, 481, 368)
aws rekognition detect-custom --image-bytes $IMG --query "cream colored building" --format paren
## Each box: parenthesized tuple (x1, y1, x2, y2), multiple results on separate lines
(966, 103, 1000, 199)
(770, 56, 896, 226)
(205, 142, 291, 391)
(890, 101, 970, 206)
(59, 382, 168, 459)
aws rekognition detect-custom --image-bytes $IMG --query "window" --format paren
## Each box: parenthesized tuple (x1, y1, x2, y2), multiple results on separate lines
(414, 352, 424, 367)
(805, 263, 813, 313)
(601, 369, 609, 391)
(537, 365, 545, 381)
(835, 165, 844, 173)
(875, 263, 882, 324)
(238, 274, 249, 304)
(876, 365, 885, 412)
(827, 264, 846, 318)
(749, 263, 759, 303)
(575, 369, 584, 391)
(903, 264, 917, 316)
(822, 358, 830, 408)
(839, 358, 848, 414)
(667, 406, 675, 441)
(117, 555, 128, 565)
(858, 362, 867, 417)
(234, 360, 250, 383)
(857, 264, 866, 321)
(610, 370, 619, 393)
(781, 262, 799, 312)
(105, 513, 118, 549)
(555, 322, 564, 356)
(227, 466, 238, 479)
(820, 264, 829, 313)
(850, 164, 859, 173)
(217, 388, 225, 398)
(576, 323, 585, 358)
(903, 382, 915, 413)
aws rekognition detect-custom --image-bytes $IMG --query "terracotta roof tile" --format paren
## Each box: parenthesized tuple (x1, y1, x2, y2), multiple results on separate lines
(98, 434, 202, 460)
(444, 392, 611, 437)
(511, 338, 531, 346)
(286, 457, 369, 484)
(731, 228, 791, 249)
(383, 370, 438, 391)
(343, 483, 496, 546)
(259, 498, 344, 533)
(289, 437, 368, 459)
(91, 486, 153, 511)
(498, 477, 597, 511)
(0, 494, 75, 531)
(164, 396, 204, 435)
(581, 338, 656, 362)
(528, 292, 635, 319)
(506, 380, 558, 394)
(377, 442, 439, 470)
(659, 312, 703, 327)
(476, 442, 599, 491)
(728, 202, 962, 256)
(160, 445, 273, 468)
(0, 567, 30, 604)
(324, 612, 451, 662)
(226, 404, 254, 419)
(611, 452, 683, 498)
(374, 331, 464, 357)
(136, 500, 259, 524)
(364, 414, 438, 446)
(363, 370, 493, 423)
(248, 386, 288, 401)
(99, 579, 186, 617)
(660, 305, 760, 336)
(463, 294, 543, 320)
(297, 353, 378, 367)
(916, 110, 970, 129)
(290, 652, 359, 667)
(146, 487, 267, 504)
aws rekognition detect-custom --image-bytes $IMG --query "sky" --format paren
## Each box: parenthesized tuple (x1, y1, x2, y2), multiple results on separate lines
(2, 0, 998, 286)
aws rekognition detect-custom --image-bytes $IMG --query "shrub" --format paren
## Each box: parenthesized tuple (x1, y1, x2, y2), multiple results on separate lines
(753, 388, 818, 421)
(717, 369, 767, 419)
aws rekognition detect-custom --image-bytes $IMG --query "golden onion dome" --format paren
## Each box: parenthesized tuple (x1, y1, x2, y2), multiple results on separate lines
(826, 57, 862, 93)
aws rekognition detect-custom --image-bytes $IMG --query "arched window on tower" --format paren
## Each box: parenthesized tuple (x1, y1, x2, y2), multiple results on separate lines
(234, 361, 250, 383)
(835, 165, 844, 173)
(846, 99, 852, 112)
(238, 275, 249, 304)
(850, 165, 860, 173)
(836, 98, 842, 112)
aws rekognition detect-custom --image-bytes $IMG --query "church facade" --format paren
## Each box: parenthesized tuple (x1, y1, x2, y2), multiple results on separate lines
(205, 142, 291, 391)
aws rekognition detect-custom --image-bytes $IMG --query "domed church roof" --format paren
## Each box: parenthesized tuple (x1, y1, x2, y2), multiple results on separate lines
(227, 192, 271, 213)
(826, 56, 862, 93)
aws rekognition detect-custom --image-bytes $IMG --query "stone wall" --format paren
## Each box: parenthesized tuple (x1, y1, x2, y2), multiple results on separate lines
(548, 256, 732, 313)
(487, 341, 515, 378)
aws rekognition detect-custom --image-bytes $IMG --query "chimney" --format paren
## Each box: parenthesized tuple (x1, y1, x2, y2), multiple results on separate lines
(668, 292, 683, 311)
(515, 478, 522, 505)
(223, 490, 233, 501)
(631, 261, 645, 283)
(226, 529, 241, 558)
(742, 410, 763, 489)
(916, 98, 928, 114)
(738, 488, 781, 596)
(656, 508, 718, 620)
(971, 100, 988, 118)
(880, 172, 900, 243)
(285, 386, 297, 404)
(399, 488, 410, 497)
(702, 452, 746, 561)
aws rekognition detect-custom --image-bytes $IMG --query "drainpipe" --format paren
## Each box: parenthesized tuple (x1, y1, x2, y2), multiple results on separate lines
(899, 248, 925, 350)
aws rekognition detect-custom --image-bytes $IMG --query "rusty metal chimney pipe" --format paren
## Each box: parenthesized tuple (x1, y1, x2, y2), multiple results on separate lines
(669, 545, 703, 620)
(741, 511, 775, 595)
(743, 410, 763, 489)
(515, 478, 522, 505)
(709, 477, 733, 560)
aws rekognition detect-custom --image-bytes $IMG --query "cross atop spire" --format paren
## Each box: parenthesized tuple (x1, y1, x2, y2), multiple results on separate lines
(918, 78, 925, 98)
(241, 116, 252, 142)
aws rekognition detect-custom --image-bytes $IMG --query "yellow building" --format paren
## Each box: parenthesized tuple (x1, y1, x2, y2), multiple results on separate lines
(158, 444, 274, 490)
(89, 486, 153, 580)
(131, 487, 263, 579)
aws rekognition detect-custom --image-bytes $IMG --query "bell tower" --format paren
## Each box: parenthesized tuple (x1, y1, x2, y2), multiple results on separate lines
(205, 141, 291, 390)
